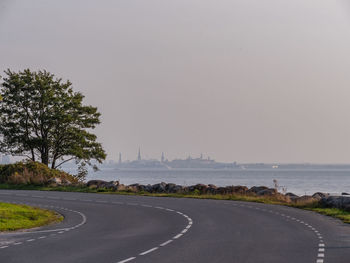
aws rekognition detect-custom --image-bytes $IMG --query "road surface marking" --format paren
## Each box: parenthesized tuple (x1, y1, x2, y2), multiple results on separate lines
(139, 247, 158, 255)
(173, 234, 183, 239)
(118, 257, 136, 263)
(160, 240, 173, 247)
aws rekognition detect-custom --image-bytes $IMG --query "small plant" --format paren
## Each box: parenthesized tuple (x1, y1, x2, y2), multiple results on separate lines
(273, 179, 287, 194)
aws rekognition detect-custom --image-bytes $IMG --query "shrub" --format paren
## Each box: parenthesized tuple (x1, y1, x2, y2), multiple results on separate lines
(0, 161, 78, 185)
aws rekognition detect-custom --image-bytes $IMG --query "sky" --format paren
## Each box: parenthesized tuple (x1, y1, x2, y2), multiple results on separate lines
(1, 0, 350, 163)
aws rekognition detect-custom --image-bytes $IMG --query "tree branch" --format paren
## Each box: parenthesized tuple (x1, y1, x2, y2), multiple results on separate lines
(54, 157, 76, 169)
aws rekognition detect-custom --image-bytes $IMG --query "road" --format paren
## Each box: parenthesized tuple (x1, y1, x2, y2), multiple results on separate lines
(0, 190, 349, 263)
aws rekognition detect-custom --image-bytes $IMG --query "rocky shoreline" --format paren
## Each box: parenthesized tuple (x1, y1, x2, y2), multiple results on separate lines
(85, 180, 350, 211)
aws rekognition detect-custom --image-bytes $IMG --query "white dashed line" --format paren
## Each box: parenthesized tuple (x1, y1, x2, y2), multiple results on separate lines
(117, 257, 136, 263)
(139, 247, 158, 256)
(173, 234, 183, 239)
(160, 240, 173, 247)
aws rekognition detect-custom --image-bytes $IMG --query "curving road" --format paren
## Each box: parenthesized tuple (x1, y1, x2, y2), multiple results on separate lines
(0, 190, 349, 263)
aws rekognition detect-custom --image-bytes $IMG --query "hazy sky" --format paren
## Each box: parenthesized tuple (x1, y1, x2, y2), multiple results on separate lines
(1, 0, 350, 163)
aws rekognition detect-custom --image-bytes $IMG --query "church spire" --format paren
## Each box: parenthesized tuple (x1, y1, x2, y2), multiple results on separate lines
(138, 147, 141, 161)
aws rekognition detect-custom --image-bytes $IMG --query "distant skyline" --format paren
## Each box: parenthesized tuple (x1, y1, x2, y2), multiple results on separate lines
(1, 1, 350, 163)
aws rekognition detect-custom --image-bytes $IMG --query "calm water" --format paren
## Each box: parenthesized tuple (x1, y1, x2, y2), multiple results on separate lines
(86, 169, 350, 195)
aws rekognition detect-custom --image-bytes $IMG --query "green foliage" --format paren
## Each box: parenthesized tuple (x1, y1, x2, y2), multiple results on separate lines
(0, 69, 106, 169)
(0, 161, 77, 185)
(0, 202, 62, 231)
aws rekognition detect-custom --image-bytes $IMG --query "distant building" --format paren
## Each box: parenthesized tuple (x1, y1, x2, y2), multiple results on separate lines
(161, 152, 165, 163)
(138, 148, 141, 161)
(119, 153, 122, 164)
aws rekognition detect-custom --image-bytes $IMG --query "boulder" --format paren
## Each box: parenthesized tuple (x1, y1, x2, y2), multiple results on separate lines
(152, 182, 167, 193)
(312, 192, 329, 201)
(342, 192, 350, 196)
(87, 180, 108, 188)
(320, 196, 350, 211)
(206, 184, 218, 194)
(48, 177, 62, 186)
(256, 188, 277, 196)
(216, 187, 228, 195)
(248, 186, 269, 194)
(293, 195, 318, 205)
(189, 184, 208, 193)
(61, 178, 72, 186)
(228, 185, 248, 194)
(116, 184, 127, 191)
(285, 192, 298, 198)
(126, 185, 138, 192)
(166, 184, 184, 193)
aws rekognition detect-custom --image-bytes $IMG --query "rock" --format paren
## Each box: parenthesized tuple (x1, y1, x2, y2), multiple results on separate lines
(166, 184, 184, 193)
(230, 185, 248, 194)
(189, 184, 208, 193)
(47, 177, 62, 186)
(101, 181, 119, 190)
(293, 195, 318, 205)
(61, 178, 72, 186)
(256, 188, 277, 196)
(152, 182, 167, 193)
(216, 187, 228, 195)
(126, 185, 138, 192)
(206, 184, 218, 194)
(312, 192, 329, 200)
(342, 192, 350, 196)
(116, 184, 127, 191)
(165, 183, 176, 192)
(285, 192, 299, 201)
(248, 186, 269, 194)
(320, 196, 350, 211)
(87, 180, 108, 187)
(144, 184, 153, 192)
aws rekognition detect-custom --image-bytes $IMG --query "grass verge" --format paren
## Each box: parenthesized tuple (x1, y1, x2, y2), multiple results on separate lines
(0, 183, 349, 224)
(0, 202, 63, 231)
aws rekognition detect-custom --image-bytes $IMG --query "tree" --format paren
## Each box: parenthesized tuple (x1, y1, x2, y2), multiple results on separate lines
(0, 69, 106, 169)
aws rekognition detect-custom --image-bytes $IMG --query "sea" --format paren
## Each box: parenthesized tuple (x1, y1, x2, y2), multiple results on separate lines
(82, 168, 350, 196)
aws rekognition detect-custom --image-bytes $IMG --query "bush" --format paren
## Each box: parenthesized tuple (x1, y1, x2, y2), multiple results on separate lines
(0, 161, 78, 185)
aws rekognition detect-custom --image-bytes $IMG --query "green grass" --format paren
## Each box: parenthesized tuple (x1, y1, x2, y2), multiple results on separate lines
(0, 183, 349, 224)
(306, 207, 350, 224)
(0, 202, 63, 231)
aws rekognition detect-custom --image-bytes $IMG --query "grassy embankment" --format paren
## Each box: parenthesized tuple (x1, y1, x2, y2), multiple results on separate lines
(0, 182, 349, 224)
(0, 202, 63, 231)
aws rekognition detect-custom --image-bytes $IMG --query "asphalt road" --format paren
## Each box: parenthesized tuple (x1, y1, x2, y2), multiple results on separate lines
(0, 190, 349, 263)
